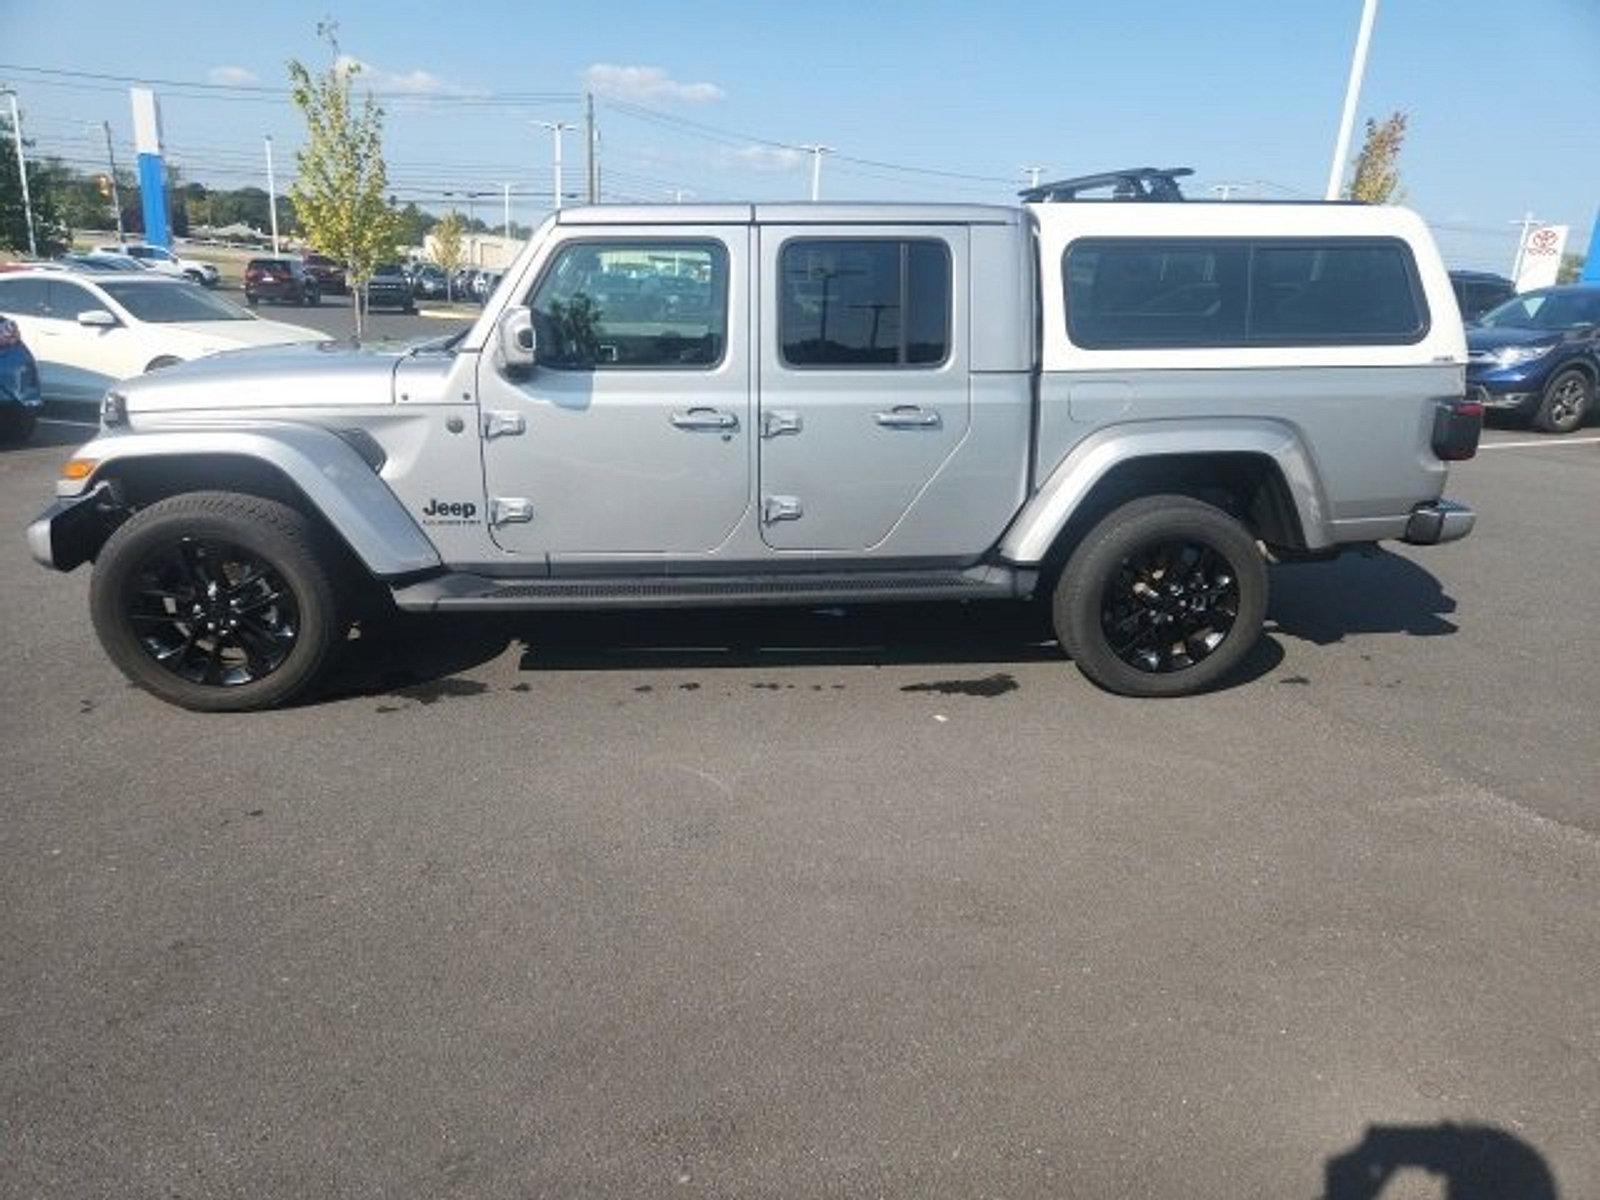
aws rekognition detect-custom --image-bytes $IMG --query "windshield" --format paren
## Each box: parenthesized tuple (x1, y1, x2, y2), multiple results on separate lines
(1480, 290, 1600, 331)
(100, 280, 254, 323)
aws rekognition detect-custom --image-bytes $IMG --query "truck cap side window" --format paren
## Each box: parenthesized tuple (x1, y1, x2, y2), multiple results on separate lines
(1064, 237, 1427, 349)
(779, 239, 950, 368)
(527, 240, 728, 370)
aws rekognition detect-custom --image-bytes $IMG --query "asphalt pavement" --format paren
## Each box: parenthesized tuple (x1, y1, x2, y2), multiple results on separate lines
(1, 425, 1597, 1198)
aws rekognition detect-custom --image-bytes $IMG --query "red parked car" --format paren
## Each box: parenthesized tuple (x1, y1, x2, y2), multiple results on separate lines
(301, 253, 348, 296)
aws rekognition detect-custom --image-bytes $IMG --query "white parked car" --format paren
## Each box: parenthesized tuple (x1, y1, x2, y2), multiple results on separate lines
(95, 242, 221, 287)
(0, 271, 326, 402)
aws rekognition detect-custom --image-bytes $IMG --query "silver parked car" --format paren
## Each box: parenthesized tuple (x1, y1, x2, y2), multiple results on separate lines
(28, 180, 1479, 710)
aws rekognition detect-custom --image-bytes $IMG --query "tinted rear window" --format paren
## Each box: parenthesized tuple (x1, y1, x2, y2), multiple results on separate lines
(780, 239, 951, 367)
(1064, 238, 1427, 348)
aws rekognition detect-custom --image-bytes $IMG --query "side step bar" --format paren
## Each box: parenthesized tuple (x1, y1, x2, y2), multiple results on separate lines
(390, 565, 1033, 613)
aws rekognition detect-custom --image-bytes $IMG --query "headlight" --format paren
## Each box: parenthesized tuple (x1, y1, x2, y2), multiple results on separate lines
(100, 389, 128, 428)
(1493, 344, 1554, 369)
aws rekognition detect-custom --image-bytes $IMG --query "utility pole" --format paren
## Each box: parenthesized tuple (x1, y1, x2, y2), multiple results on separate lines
(801, 144, 832, 202)
(536, 121, 574, 210)
(585, 92, 597, 204)
(1022, 165, 1046, 190)
(1211, 182, 1253, 201)
(502, 182, 511, 235)
(671, 189, 693, 204)
(99, 120, 125, 242)
(1509, 211, 1543, 282)
(2, 87, 37, 257)
(1325, 0, 1380, 201)
(263, 134, 279, 253)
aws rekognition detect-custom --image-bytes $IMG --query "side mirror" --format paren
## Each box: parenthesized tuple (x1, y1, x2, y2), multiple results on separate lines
(497, 307, 536, 373)
(77, 309, 117, 329)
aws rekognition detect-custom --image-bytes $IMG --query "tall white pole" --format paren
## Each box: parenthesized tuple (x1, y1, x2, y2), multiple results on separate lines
(1325, 0, 1380, 201)
(802, 144, 832, 202)
(264, 134, 279, 253)
(502, 182, 511, 234)
(536, 121, 573, 211)
(3, 89, 37, 257)
(1023, 165, 1045, 190)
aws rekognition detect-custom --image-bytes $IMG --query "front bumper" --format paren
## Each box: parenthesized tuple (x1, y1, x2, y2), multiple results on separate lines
(27, 484, 118, 571)
(1402, 499, 1475, 546)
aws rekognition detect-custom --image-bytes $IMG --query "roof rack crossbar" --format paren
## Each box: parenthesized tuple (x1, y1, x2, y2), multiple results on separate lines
(1020, 167, 1194, 203)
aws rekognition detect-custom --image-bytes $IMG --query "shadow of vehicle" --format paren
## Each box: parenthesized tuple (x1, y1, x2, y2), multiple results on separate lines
(310, 545, 1455, 704)
(1269, 547, 1459, 646)
(1325, 1122, 1557, 1199)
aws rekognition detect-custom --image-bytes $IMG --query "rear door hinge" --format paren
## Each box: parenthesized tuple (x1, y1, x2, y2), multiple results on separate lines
(489, 497, 535, 526)
(760, 410, 803, 438)
(761, 495, 803, 524)
(482, 411, 526, 439)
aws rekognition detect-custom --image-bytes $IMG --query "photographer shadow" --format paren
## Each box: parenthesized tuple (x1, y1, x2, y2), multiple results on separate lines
(1325, 1122, 1557, 1199)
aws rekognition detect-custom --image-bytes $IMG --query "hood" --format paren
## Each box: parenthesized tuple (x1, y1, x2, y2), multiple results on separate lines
(117, 339, 408, 416)
(158, 318, 328, 357)
(1465, 325, 1561, 352)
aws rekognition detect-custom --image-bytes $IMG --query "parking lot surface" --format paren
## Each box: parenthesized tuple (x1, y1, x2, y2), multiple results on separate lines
(2, 427, 1597, 1197)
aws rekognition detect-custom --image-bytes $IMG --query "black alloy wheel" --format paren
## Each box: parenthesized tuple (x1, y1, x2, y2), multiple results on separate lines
(1533, 368, 1593, 434)
(1100, 538, 1240, 674)
(123, 536, 299, 687)
(90, 491, 344, 710)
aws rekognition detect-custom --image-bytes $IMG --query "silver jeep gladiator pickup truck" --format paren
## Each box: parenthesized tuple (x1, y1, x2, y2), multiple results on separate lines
(28, 185, 1480, 710)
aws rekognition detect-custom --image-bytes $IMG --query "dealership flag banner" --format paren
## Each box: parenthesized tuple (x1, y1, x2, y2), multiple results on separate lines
(129, 87, 169, 249)
(1514, 224, 1568, 292)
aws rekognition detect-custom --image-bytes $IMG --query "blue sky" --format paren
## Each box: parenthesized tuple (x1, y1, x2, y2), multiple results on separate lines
(6, 0, 1598, 270)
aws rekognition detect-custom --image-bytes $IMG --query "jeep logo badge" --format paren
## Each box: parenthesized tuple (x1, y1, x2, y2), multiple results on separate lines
(421, 499, 478, 521)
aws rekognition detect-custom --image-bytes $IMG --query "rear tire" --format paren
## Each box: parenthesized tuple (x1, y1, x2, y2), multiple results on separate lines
(1531, 367, 1593, 434)
(89, 492, 344, 712)
(1053, 494, 1268, 698)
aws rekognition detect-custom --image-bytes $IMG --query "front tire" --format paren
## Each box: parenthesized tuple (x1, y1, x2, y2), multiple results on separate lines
(1531, 367, 1593, 434)
(1053, 495, 1268, 698)
(89, 492, 344, 711)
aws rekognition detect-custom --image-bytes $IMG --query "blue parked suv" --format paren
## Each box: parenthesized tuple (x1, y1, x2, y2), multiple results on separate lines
(0, 314, 44, 444)
(1466, 285, 1600, 433)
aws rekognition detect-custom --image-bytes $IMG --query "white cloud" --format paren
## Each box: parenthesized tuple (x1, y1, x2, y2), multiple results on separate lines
(206, 66, 258, 86)
(583, 64, 724, 104)
(334, 55, 471, 96)
(723, 144, 806, 172)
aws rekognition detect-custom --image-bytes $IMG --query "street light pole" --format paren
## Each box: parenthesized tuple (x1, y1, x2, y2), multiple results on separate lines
(99, 120, 125, 242)
(1324, 0, 1380, 201)
(536, 121, 574, 210)
(502, 182, 511, 235)
(801, 144, 832, 202)
(1022, 165, 1046, 190)
(264, 134, 279, 253)
(2, 87, 37, 257)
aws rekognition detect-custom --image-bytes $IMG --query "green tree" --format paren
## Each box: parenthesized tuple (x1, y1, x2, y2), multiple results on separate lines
(1344, 111, 1408, 205)
(1557, 252, 1584, 284)
(0, 114, 69, 256)
(431, 210, 464, 301)
(393, 201, 435, 249)
(286, 23, 402, 336)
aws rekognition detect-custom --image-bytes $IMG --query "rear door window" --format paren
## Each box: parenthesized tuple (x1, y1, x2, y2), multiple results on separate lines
(779, 238, 951, 366)
(0, 277, 52, 318)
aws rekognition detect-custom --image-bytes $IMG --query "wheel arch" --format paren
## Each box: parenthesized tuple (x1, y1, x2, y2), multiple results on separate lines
(60, 427, 441, 578)
(999, 419, 1331, 567)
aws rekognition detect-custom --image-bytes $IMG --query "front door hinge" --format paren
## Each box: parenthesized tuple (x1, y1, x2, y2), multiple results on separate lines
(762, 495, 803, 524)
(482, 411, 526, 440)
(760, 410, 803, 438)
(489, 497, 535, 526)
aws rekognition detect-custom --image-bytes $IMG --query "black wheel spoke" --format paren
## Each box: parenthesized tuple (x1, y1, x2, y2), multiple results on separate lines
(120, 537, 298, 690)
(1099, 536, 1242, 675)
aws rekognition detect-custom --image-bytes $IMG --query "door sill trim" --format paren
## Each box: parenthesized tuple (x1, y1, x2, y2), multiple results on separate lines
(391, 565, 1031, 612)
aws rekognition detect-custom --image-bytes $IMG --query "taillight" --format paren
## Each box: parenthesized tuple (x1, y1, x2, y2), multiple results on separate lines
(1432, 397, 1483, 461)
(0, 318, 18, 348)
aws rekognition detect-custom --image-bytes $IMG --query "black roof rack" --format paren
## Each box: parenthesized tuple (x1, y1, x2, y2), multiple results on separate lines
(1020, 167, 1194, 203)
